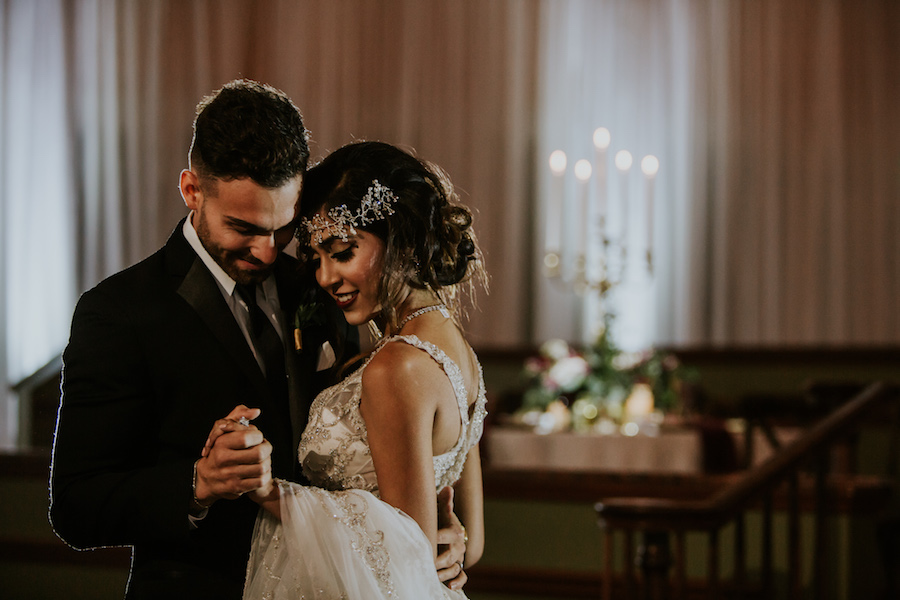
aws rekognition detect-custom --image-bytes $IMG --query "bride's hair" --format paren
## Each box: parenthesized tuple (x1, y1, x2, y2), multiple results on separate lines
(298, 141, 487, 330)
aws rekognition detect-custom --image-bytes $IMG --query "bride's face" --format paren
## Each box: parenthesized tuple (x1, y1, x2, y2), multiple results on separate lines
(308, 218, 386, 326)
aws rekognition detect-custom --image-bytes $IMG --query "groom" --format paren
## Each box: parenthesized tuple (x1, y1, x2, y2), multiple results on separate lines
(50, 79, 468, 599)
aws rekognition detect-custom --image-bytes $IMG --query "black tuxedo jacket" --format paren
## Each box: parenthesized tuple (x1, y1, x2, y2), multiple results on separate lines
(50, 221, 354, 599)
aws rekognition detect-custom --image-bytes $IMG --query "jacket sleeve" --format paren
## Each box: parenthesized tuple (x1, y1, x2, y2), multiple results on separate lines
(49, 284, 194, 550)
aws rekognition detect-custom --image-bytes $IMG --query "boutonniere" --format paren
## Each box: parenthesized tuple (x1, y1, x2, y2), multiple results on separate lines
(293, 290, 325, 352)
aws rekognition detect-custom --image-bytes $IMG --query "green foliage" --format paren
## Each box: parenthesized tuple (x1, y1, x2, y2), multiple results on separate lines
(521, 315, 696, 418)
(293, 288, 326, 329)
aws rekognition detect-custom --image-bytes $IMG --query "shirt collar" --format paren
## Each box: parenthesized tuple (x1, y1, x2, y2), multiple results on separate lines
(183, 213, 238, 296)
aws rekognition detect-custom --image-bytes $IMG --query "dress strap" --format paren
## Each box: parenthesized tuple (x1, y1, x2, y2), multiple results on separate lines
(371, 334, 470, 427)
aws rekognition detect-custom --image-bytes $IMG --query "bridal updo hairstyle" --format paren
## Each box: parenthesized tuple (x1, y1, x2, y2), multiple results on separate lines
(298, 141, 487, 330)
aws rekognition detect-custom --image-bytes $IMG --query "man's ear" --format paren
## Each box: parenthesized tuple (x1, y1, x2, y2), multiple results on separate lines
(180, 169, 203, 211)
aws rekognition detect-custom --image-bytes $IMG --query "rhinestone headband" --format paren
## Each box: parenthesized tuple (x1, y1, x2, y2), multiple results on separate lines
(299, 179, 399, 245)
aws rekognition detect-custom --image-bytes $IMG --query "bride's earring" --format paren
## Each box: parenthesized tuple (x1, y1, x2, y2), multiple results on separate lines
(366, 319, 383, 341)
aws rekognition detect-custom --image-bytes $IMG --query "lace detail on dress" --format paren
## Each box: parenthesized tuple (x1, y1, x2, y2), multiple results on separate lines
(250, 528, 282, 595)
(299, 369, 376, 494)
(245, 479, 466, 599)
(310, 486, 396, 599)
(298, 334, 488, 494)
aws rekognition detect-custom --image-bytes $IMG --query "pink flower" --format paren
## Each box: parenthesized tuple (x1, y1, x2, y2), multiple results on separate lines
(524, 356, 548, 375)
(662, 353, 680, 371)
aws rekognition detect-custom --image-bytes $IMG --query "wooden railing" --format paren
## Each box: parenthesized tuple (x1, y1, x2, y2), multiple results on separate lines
(595, 381, 898, 600)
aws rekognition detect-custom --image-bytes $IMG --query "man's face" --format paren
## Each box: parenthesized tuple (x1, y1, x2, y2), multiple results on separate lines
(183, 173, 302, 285)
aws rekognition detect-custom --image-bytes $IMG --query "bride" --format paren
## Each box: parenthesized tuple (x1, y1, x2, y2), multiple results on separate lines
(209, 141, 488, 598)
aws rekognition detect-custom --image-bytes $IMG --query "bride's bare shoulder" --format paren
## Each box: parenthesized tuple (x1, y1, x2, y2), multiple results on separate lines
(362, 340, 445, 402)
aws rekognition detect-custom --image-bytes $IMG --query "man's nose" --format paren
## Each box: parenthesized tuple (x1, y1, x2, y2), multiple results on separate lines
(250, 234, 278, 265)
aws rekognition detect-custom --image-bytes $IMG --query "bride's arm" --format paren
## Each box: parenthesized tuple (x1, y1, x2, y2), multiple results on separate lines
(249, 481, 281, 519)
(359, 345, 442, 552)
(452, 444, 485, 567)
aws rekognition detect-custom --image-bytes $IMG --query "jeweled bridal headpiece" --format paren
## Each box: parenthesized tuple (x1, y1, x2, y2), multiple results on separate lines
(298, 179, 399, 245)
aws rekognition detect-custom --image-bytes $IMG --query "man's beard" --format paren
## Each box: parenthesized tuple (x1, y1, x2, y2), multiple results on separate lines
(195, 211, 274, 285)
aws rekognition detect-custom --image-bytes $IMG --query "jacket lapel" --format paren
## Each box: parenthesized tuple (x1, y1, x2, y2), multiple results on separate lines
(164, 221, 269, 396)
(177, 258, 269, 394)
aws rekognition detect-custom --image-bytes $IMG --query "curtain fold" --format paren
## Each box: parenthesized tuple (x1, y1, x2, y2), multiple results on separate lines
(68, 0, 124, 288)
(1, 0, 77, 447)
(709, 0, 900, 345)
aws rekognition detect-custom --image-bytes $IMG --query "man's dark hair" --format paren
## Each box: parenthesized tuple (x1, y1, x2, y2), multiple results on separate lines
(189, 79, 309, 188)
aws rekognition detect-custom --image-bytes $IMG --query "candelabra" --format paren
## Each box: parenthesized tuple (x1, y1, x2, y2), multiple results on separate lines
(542, 228, 629, 299)
(543, 129, 658, 317)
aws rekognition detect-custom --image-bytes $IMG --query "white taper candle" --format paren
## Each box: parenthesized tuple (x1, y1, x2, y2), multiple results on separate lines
(547, 150, 567, 257)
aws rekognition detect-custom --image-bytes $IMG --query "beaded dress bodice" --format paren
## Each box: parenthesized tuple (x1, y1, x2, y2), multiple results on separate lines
(298, 334, 487, 496)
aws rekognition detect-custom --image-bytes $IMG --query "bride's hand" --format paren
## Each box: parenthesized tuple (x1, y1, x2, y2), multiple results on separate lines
(435, 486, 468, 590)
(248, 478, 279, 505)
(201, 405, 261, 457)
(201, 410, 281, 510)
(193, 406, 272, 506)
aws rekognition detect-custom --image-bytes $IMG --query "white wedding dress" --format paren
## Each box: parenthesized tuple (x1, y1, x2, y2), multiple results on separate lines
(243, 335, 487, 599)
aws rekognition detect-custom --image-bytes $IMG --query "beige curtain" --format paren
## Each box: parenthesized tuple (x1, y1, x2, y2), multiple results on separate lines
(706, 0, 900, 345)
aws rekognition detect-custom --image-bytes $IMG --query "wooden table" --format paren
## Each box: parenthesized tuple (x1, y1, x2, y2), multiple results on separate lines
(485, 426, 704, 474)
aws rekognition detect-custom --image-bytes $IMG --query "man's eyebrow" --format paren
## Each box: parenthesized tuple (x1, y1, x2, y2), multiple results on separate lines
(224, 217, 269, 234)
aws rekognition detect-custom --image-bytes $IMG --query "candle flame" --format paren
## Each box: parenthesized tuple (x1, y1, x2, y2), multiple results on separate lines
(549, 150, 567, 174)
(614, 150, 633, 172)
(574, 159, 592, 181)
(593, 127, 611, 150)
(641, 155, 660, 177)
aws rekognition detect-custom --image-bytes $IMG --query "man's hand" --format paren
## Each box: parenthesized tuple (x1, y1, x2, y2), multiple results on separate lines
(194, 405, 272, 506)
(435, 486, 468, 591)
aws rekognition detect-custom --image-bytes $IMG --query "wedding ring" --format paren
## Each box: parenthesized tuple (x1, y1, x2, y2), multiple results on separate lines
(238, 417, 250, 428)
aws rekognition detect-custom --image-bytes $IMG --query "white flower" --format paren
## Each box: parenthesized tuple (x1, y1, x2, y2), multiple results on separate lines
(612, 351, 642, 371)
(547, 355, 590, 392)
(540, 338, 571, 361)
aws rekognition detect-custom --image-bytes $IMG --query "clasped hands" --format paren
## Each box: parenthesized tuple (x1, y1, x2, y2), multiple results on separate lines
(193, 405, 468, 588)
(194, 405, 275, 506)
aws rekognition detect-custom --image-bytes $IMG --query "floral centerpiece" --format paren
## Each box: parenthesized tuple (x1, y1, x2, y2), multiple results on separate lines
(515, 321, 695, 435)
